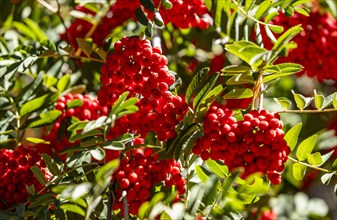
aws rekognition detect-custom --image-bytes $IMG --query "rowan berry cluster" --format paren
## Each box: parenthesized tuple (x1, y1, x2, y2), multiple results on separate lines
(61, 5, 134, 49)
(263, 11, 337, 82)
(193, 103, 290, 184)
(111, 148, 185, 216)
(151, 0, 210, 29)
(0, 146, 48, 209)
(98, 36, 188, 141)
(61, 0, 210, 49)
(259, 209, 277, 220)
(39, 93, 108, 157)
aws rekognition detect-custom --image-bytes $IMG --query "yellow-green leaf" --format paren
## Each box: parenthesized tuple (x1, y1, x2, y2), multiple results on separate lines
(296, 134, 317, 161)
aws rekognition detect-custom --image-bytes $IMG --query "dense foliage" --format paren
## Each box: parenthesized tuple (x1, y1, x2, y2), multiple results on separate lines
(0, 0, 337, 219)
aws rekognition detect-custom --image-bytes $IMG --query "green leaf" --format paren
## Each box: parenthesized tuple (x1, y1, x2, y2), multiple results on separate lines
(154, 11, 164, 27)
(27, 110, 62, 128)
(307, 152, 322, 166)
(274, 97, 291, 110)
(255, 0, 272, 20)
(292, 163, 306, 181)
(321, 92, 336, 109)
(89, 147, 105, 161)
(30, 166, 47, 185)
(57, 74, 71, 92)
(265, 11, 279, 23)
(333, 93, 337, 109)
(76, 38, 92, 57)
(42, 154, 61, 176)
(226, 74, 255, 85)
(296, 134, 318, 161)
(135, 7, 149, 26)
(95, 159, 119, 186)
(204, 0, 212, 10)
(193, 73, 219, 110)
(69, 129, 103, 142)
(195, 165, 210, 183)
(24, 18, 47, 41)
(94, 48, 107, 61)
(110, 91, 129, 114)
(67, 121, 88, 132)
(223, 88, 253, 99)
(162, 0, 173, 9)
(244, 0, 256, 12)
(284, 122, 302, 150)
(294, 7, 310, 16)
(320, 151, 334, 166)
(225, 41, 267, 67)
(12, 21, 37, 40)
(321, 173, 334, 184)
(272, 25, 303, 53)
(314, 90, 324, 110)
(293, 91, 313, 110)
(263, 63, 303, 82)
(200, 84, 225, 106)
(80, 137, 103, 148)
(82, 116, 108, 134)
(268, 24, 284, 34)
(26, 184, 35, 195)
(60, 204, 85, 216)
(140, 0, 155, 11)
(66, 99, 83, 109)
(332, 159, 337, 171)
(185, 67, 209, 103)
(102, 141, 125, 150)
(23, 137, 49, 144)
(221, 65, 251, 75)
(20, 92, 59, 116)
(215, 0, 228, 27)
(206, 160, 229, 178)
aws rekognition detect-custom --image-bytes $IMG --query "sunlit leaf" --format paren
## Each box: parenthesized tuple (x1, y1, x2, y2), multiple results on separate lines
(284, 122, 302, 150)
(296, 134, 317, 161)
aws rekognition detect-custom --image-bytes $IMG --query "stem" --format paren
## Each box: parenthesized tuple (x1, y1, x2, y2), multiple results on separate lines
(231, 0, 269, 26)
(278, 108, 337, 114)
(36, 0, 57, 13)
(107, 182, 115, 220)
(288, 156, 337, 175)
(122, 191, 129, 220)
(206, 181, 224, 218)
(55, 0, 70, 44)
(40, 53, 105, 63)
(250, 71, 264, 110)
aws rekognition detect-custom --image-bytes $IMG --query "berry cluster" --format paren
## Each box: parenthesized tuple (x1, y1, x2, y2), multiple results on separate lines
(259, 209, 277, 220)
(0, 146, 48, 209)
(39, 93, 108, 157)
(61, 0, 210, 49)
(150, 0, 210, 29)
(112, 148, 185, 216)
(193, 103, 290, 184)
(262, 11, 337, 82)
(61, 5, 134, 49)
(98, 36, 188, 141)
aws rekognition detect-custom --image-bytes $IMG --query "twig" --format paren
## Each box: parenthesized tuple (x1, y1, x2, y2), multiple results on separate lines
(122, 191, 129, 220)
(55, 0, 70, 44)
(36, 0, 57, 13)
(288, 156, 337, 175)
(107, 181, 116, 220)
